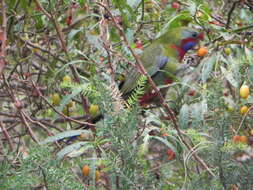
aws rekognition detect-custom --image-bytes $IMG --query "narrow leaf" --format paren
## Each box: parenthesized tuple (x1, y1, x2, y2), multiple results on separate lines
(179, 104, 189, 129)
(39, 130, 92, 145)
(56, 142, 93, 159)
(220, 66, 238, 88)
(201, 55, 216, 83)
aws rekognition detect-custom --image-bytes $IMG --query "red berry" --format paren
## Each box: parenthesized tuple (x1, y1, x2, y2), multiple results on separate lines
(187, 90, 196, 96)
(167, 149, 175, 160)
(135, 40, 143, 49)
(66, 16, 72, 26)
(171, 2, 180, 10)
(223, 91, 229, 97)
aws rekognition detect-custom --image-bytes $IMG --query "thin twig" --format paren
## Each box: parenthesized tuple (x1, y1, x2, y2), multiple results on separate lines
(0, 0, 7, 73)
(19, 110, 39, 143)
(17, 36, 66, 63)
(34, 0, 67, 52)
(0, 121, 14, 151)
(226, 1, 240, 29)
(34, 0, 51, 19)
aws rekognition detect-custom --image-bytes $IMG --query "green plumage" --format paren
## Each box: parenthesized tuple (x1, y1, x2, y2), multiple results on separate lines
(120, 27, 202, 103)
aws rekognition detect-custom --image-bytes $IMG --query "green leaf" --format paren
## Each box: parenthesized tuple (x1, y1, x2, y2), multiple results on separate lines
(201, 55, 216, 83)
(20, 0, 29, 11)
(127, 75, 147, 106)
(56, 142, 93, 159)
(7, 0, 17, 9)
(39, 130, 92, 144)
(86, 33, 104, 53)
(245, 47, 253, 63)
(220, 66, 238, 88)
(112, 0, 136, 24)
(139, 134, 150, 156)
(191, 102, 204, 126)
(58, 87, 84, 112)
(156, 12, 192, 38)
(126, 28, 134, 44)
(55, 60, 86, 76)
(179, 104, 189, 129)
(187, 1, 197, 15)
(78, 0, 86, 6)
(127, 0, 141, 8)
(33, 15, 45, 30)
(68, 29, 82, 42)
(247, 65, 253, 86)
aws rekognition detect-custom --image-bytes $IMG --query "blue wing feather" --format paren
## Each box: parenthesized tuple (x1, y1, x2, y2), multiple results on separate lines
(156, 56, 169, 70)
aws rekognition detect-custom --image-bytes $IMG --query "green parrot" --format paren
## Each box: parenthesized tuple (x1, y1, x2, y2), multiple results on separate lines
(120, 27, 204, 106)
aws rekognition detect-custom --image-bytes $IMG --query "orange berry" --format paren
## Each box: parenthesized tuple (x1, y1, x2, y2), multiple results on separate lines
(197, 47, 208, 57)
(239, 135, 248, 144)
(82, 165, 90, 177)
(240, 84, 250, 99)
(240, 106, 248, 115)
(95, 170, 101, 181)
(232, 135, 241, 143)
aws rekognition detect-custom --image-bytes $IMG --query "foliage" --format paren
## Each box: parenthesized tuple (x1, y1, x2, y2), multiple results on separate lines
(1, 0, 253, 189)
(0, 145, 83, 190)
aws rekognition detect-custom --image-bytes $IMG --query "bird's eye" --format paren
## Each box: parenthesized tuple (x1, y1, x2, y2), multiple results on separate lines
(192, 32, 198, 38)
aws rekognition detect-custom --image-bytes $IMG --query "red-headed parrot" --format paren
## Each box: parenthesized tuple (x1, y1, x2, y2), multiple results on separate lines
(120, 27, 204, 105)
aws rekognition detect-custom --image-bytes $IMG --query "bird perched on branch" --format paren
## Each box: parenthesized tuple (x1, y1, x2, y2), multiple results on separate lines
(120, 27, 204, 106)
(67, 27, 204, 142)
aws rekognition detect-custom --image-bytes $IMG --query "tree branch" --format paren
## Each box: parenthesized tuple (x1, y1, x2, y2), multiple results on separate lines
(0, 0, 7, 74)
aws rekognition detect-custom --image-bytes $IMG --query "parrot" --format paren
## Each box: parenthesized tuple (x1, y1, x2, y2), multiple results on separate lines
(66, 27, 204, 142)
(119, 27, 204, 106)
